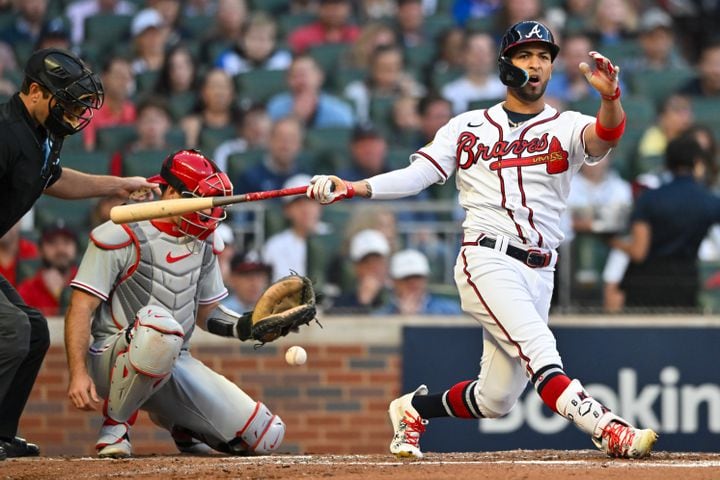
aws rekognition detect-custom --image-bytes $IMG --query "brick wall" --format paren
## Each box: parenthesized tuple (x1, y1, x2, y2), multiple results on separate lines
(19, 315, 442, 456)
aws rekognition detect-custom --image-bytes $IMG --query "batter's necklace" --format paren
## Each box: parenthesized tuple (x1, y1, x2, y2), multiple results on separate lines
(504, 107, 541, 128)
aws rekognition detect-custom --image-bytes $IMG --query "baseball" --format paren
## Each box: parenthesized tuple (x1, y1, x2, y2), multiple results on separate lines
(285, 346, 307, 366)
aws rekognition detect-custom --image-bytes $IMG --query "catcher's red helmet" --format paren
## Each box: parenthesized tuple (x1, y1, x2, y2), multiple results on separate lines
(149, 149, 233, 240)
(498, 21, 560, 88)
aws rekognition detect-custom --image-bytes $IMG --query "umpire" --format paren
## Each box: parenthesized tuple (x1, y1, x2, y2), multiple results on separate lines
(0, 48, 158, 460)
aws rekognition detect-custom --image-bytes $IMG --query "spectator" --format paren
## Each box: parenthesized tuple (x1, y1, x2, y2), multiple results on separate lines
(0, 0, 48, 49)
(234, 117, 306, 194)
(215, 223, 236, 284)
(153, 43, 200, 119)
(287, 0, 360, 54)
(394, 0, 428, 49)
(263, 174, 325, 281)
(545, 32, 627, 103)
(213, 105, 272, 172)
(181, 68, 240, 149)
(215, 12, 291, 76)
(429, 27, 466, 76)
(34, 18, 72, 51)
(635, 94, 693, 176)
(222, 249, 272, 312)
(17, 222, 78, 317)
(497, 0, 542, 30)
(83, 55, 136, 151)
(376, 249, 462, 314)
(0, 222, 38, 288)
(267, 55, 354, 128)
(588, 0, 637, 47)
(350, 21, 398, 66)
(452, 0, 502, 28)
(330, 228, 391, 313)
(146, 0, 189, 46)
(678, 40, 720, 97)
(343, 45, 425, 123)
(88, 196, 124, 229)
(623, 7, 688, 76)
(108, 97, 174, 176)
(184, 0, 218, 17)
(65, 0, 136, 46)
(414, 94, 452, 148)
(342, 21, 398, 70)
(441, 32, 505, 114)
(611, 135, 720, 309)
(130, 8, 169, 75)
(198, 0, 247, 65)
(389, 95, 421, 147)
(338, 123, 390, 180)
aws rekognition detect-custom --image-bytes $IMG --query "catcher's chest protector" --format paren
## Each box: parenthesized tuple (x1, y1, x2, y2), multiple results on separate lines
(108, 223, 214, 345)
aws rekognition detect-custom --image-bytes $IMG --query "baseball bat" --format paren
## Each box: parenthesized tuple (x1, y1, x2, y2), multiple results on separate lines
(110, 185, 308, 224)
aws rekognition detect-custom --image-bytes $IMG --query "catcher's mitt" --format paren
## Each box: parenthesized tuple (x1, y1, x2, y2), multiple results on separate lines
(250, 274, 317, 344)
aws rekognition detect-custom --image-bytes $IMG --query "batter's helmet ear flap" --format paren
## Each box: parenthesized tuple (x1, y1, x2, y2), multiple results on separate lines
(498, 55, 529, 88)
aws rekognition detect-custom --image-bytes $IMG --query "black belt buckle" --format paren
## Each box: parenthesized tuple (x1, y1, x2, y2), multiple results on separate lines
(525, 248, 551, 268)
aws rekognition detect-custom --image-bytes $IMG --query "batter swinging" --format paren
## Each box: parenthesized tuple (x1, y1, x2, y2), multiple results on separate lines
(306, 21, 658, 459)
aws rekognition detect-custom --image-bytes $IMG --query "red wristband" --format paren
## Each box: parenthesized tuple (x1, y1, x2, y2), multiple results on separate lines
(601, 86, 621, 101)
(595, 112, 626, 142)
(343, 181, 355, 199)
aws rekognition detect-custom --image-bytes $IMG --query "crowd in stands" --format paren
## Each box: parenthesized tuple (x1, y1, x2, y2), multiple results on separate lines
(2, 0, 720, 315)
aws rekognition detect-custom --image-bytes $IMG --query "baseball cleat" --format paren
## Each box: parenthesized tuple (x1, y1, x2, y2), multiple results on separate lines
(592, 420, 658, 458)
(171, 426, 214, 455)
(388, 384, 429, 458)
(96, 421, 132, 458)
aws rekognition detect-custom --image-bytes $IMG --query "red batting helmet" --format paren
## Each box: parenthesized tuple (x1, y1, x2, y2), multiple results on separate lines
(498, 21, 560, 88)
(149, 149, 233, 240)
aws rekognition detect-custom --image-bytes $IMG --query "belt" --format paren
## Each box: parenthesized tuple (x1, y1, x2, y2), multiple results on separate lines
(462, 235, 552, 268)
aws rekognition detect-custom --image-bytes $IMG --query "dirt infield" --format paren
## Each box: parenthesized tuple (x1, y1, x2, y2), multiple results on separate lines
(3, 451, 720, 480)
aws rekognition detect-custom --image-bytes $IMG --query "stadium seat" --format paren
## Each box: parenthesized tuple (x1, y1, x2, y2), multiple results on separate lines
(369, 96, 396, 131)
(226, 149, 265, 181)
(122, 149, 167, 178)
(309, 43, 350, 74)
(387, 147, 414, 170)
(62, 151, 112, 175)
(61, 133, 87, 154)
(135, 70, 159, 96)
(278, 13, 316, 37)
(235, 69, 287, 105)
(405, 44, 437, 70)
(167, 92, 198, 121)
(629, 68, 694, 106)
(431, 68, 463, 91)
(424, 13, 455, 40)
(198, 126, 237, 154)
(690, 97, 720, 137)
(84, 14, 133, 53)
(180, 15, 214, 39)
(597, 40, 642, 64)
(95, 125, 137, 153)
(305, 127, 352, 171)
(467, 98, 503, 110)
(249, 0, 290, 13)
(35, 196, 94, 232)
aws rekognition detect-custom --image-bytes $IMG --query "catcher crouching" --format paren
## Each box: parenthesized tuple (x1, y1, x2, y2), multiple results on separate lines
(64, 150, 316, 458)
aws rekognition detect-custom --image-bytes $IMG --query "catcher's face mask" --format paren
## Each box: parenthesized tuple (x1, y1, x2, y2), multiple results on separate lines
(149, 149, 234, 242)
(25, 48, 104, 137)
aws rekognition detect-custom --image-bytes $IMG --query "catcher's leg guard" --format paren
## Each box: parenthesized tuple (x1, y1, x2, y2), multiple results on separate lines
(221, 402, 285, 455)
(106, 306, 184, 422)
(556, 379, 658, 458)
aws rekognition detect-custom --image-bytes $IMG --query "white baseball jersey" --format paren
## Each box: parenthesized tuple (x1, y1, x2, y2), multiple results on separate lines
(415, 103, 603, 250)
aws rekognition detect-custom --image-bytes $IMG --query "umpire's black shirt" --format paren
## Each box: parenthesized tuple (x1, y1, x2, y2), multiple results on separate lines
(0, 93, 63, 237)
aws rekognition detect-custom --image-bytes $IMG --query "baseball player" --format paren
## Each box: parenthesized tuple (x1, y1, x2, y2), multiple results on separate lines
(307, 21, 658, 459)
(65, 150, 286, 458)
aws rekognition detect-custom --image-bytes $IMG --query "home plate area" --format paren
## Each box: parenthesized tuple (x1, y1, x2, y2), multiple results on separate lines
(3, 451, 720, 480)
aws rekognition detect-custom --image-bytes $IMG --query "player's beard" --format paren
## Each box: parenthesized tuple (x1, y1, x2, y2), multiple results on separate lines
(511, 78, 549, 103)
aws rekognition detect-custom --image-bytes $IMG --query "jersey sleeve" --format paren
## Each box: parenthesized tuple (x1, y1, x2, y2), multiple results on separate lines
(411, 116, 461, 184)
(70, 241, 133, 301)
(197, 256, 228, 305)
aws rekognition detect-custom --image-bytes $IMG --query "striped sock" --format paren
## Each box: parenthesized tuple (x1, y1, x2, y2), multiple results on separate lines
(442, 380, 484, 418)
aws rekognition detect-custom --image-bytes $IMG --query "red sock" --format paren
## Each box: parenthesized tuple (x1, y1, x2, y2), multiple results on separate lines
(538, 374, 571, 413)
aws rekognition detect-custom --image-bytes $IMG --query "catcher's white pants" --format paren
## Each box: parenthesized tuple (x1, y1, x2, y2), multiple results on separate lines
(454, 244, 563, 417)
(88, 329, 259, 445)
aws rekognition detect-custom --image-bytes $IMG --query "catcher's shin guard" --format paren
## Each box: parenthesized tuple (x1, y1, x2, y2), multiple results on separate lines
(224, 402, 285, 455)
(107, 307, 184, 422)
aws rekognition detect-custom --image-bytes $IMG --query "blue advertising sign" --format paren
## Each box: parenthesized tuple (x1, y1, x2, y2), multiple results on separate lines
(402, 326, 720, 452)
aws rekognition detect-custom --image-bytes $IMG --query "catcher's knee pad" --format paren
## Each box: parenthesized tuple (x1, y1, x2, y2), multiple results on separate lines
(107, 306, 184, 422)
(236, 402, 285, 454)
